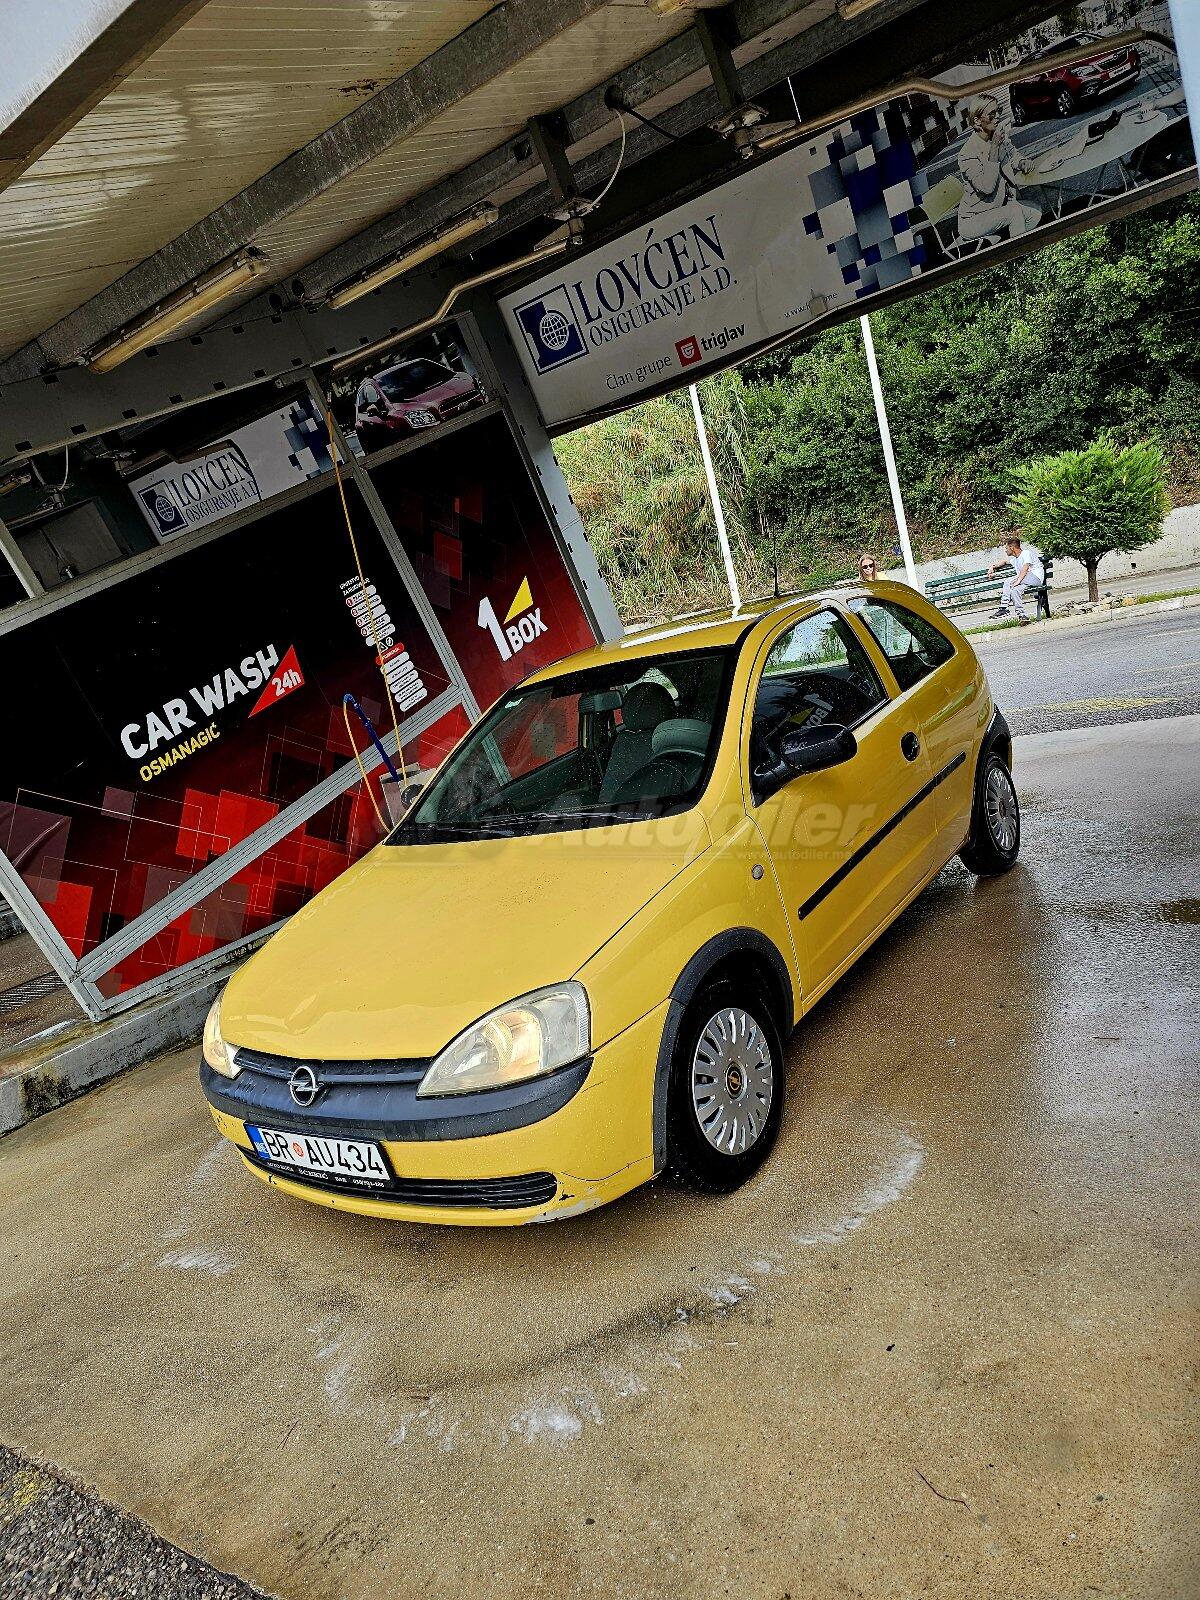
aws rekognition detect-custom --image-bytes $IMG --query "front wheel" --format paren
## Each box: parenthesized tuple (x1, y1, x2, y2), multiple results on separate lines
(664, 979, 784, 1194)
(960, 752, 1021, 875)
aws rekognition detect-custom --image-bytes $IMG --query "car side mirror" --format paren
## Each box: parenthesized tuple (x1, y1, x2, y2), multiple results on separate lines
(781, 722, 857, 774)
(755, 722, 857, 801)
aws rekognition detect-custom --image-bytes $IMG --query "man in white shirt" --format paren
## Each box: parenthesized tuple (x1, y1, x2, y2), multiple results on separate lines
(988, 536, 1044, 623)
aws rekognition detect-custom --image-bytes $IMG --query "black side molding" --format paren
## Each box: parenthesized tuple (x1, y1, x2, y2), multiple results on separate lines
(797, 752, 967, 921)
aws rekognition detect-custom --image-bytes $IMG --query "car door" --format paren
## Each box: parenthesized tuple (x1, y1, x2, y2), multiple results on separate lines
(745, 606, 938, 1003)
(847, 594, 983, 849)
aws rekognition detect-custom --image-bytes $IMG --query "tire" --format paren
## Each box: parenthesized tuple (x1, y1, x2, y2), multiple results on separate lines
(1056, 87, 1076, 117)
(664, 978, 784, 1194)
(1010, 97, 1027, 126)
(960, 751, 1021, 876)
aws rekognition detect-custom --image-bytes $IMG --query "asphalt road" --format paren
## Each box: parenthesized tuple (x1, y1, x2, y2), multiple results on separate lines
(1, 713, 1197, 1600)
(0, 1448, 256, 1600)
(976, 605, 1200, 734)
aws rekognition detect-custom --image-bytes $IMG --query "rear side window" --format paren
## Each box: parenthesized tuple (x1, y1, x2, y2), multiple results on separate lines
(850, 598, 955, 691)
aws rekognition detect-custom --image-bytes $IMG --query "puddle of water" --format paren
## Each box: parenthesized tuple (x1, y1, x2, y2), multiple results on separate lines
(299, 1121, 926, 1455)
(1161, 898, 1200, 925)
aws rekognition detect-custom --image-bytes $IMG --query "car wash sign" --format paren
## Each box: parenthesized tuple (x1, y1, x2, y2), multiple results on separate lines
(129, 394, 334, 541)
(501, 4, 1193, 426)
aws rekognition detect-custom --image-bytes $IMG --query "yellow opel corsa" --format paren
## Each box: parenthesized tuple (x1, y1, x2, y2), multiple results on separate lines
(200, 582, 1019, 1224)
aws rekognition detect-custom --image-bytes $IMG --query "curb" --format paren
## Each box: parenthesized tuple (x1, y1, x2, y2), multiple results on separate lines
(966, 592, 1200, 645)
(0, 973, 223, 1137)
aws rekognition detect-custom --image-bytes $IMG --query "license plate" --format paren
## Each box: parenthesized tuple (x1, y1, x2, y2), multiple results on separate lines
(247, 1124, 391, 1189)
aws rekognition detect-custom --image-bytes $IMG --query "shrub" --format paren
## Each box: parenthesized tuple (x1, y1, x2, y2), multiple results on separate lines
(1006, 438, 1170, 602)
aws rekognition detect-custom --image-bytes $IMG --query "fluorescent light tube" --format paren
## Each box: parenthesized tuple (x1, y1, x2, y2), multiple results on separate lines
(326, 204, 499, 309)
(87, 250, 269, 373)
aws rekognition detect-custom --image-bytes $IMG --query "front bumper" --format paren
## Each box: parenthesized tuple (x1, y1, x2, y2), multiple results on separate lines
(201, 1000, 668, 1226)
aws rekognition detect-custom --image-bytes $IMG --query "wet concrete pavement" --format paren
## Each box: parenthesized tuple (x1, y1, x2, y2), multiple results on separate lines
(1, 714, 1197, 1600)
(975, 605, 1200, 734)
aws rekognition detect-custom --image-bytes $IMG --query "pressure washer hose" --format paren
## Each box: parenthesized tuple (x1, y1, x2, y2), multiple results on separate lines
(341, 697, 386, 829)
(325, 408, 411, 821)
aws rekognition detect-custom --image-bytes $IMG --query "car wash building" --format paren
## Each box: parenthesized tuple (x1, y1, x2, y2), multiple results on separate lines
(0, 0, 1195, 1026)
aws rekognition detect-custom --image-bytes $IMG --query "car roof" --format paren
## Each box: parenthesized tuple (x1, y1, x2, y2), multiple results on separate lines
(522, 583, 909, 682)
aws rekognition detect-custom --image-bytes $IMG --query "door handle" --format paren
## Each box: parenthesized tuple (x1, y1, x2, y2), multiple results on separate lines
(901, 731, 921, 762)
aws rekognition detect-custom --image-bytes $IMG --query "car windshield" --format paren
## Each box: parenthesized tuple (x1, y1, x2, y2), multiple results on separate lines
(391, 647, 734, 841)
(375, 360, 456, 401)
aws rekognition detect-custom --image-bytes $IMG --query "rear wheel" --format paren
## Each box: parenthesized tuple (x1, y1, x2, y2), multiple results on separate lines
(664, 979, 784, 1194)
(1056, 87, 1076, 117)
(1010, 96, 1028, 125)
(960, 751, 1020, 875)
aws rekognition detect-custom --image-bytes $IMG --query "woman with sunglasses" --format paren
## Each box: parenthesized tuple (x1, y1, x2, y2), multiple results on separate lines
(857, 553, 879, 582)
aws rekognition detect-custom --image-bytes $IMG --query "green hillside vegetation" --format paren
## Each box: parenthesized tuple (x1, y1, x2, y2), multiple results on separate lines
(555, 191, 1200, 622)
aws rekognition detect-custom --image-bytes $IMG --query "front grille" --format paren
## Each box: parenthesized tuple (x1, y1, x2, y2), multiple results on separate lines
(232, 1046, 426, 1087)
(246, 1151, 558, 1210)
(439, 391, 478, 418)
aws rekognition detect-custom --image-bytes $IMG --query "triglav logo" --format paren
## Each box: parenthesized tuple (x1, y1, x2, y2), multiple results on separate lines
(512, 286, 589, 373)
(477, 576, 549, 662)
(675, 335, 702, 367)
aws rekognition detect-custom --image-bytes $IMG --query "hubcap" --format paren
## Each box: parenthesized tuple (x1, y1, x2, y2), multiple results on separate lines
(985, 763, 1019, 852)
(691, 1007, 773, 1156)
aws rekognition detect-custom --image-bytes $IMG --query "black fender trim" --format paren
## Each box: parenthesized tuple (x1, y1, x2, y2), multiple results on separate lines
(965, 706, 1013, 848)
(650, 928, 795, 1172)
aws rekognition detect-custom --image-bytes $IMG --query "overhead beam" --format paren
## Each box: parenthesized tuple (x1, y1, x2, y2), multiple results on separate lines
(290, 0, 834, 304)
(0, 0, 613, 381)
(0, 0, 206, 192)
(294, 0, 1057, 309)
(693, 8, 745, 113)
(451, 0, 1051, 251)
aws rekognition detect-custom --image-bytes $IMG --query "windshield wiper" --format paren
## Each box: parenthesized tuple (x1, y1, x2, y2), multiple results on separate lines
(401, 819, 516, 839)
(490, 806, 654, 825)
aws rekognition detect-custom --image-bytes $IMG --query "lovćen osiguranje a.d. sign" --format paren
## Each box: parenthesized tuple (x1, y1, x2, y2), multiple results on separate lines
(500, 3, 1193, 426)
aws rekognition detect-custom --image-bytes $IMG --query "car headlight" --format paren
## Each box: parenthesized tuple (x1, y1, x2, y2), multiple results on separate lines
(417, 983, 590, 1097)
(406, 408, 438, 428)
(202, 996, 239, 1079)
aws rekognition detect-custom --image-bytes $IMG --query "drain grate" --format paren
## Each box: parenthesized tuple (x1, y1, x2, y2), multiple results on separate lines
(0, 972, 64, 1015)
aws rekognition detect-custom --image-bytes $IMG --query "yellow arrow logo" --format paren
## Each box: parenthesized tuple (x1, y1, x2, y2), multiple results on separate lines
(504, 576, 533, 623)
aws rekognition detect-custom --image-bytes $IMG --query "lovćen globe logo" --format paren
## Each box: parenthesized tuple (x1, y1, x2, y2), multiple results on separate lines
(512, 285, 588, 373)
(538, 309, 573, 352)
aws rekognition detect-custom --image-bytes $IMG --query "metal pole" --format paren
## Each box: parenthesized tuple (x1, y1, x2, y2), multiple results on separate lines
(689, 382, 742, 609)
(860, 314, 917, 587)
(1167, 0, 1200, 133)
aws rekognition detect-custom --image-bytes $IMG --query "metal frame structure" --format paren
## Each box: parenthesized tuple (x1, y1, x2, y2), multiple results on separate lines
(0, 309, 617, 1019)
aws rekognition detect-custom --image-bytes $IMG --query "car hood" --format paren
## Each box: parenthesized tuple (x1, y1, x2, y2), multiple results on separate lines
(219, 818, 710, 1060)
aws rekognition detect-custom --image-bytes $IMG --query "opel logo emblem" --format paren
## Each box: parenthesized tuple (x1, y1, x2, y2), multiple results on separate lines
(288, 1064, 321, 1107)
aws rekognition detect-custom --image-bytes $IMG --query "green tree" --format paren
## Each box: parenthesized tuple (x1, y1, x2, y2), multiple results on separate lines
(1007, 438, 1170, 602)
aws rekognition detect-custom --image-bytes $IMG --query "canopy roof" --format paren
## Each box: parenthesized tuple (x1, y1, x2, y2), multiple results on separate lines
(0, 0, 1003, 382)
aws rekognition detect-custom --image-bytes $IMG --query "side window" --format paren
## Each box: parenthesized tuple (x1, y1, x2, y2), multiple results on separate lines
(850, 598, 955, 691)
(751, 609, 886, 775)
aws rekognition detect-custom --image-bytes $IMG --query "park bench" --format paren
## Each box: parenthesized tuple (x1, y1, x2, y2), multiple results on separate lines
(926, 560, 1053, 619)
